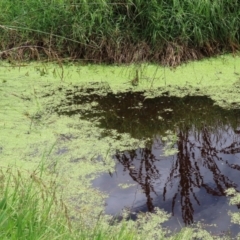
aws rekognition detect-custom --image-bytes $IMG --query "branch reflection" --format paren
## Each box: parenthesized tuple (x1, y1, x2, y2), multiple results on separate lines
(115, 125, 240, 224)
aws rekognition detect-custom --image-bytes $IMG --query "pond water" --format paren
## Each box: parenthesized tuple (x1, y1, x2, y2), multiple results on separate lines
(56, 90, 240, 235)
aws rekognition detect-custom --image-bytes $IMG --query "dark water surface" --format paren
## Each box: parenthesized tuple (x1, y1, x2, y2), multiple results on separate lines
(57, 90, 240, 235)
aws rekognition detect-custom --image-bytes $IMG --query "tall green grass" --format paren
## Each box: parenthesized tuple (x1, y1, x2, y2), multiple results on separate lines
(0, 168, 72, 239)
(0, 0, 239, 65)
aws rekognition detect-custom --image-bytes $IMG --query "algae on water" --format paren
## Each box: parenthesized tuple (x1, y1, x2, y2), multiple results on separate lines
(0, 54, 240, 237)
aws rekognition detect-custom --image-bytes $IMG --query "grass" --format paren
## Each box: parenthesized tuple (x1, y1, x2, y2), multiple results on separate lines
(0, 0, 239, 65)
(0, 167, 72, 240)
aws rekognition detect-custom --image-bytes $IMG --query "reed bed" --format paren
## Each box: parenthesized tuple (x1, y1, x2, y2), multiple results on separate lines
(0, 0, 239, 65)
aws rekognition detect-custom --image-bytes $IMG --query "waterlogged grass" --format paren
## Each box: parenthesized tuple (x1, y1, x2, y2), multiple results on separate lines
(0, 0, 239, 64)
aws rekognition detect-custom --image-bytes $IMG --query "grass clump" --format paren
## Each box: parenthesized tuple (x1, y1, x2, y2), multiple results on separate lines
(0, 0, 239, 65)
(0, 167, 73, 240)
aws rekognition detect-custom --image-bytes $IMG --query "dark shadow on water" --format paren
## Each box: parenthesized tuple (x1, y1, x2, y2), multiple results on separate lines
(55, 89, 240, 235)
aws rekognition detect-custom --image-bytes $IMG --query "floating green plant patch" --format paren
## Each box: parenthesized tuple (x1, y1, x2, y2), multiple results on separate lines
(1, 55, 240, 238)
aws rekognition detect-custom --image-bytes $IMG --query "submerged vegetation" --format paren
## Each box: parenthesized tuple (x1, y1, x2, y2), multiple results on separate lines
(0, 0, 240, 65)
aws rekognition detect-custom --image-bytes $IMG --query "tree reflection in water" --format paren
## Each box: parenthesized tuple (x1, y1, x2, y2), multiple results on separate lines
(57, 90, 240, 226)
(115, 125, 240, 225)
